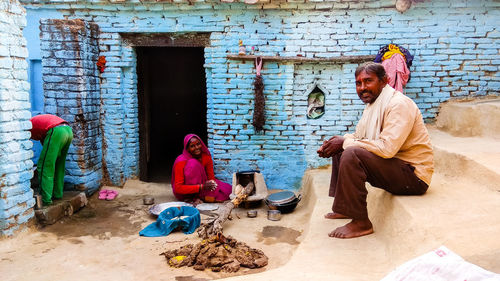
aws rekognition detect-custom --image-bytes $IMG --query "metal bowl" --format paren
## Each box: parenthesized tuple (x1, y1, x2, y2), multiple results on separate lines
(265, 195, 301, 214)
(143, 196, 155, 205)
(267, 210, 281, 221)
(266, 191, 297, 205)
(148, 202, 193, 216)
(247, 210, 258, 218)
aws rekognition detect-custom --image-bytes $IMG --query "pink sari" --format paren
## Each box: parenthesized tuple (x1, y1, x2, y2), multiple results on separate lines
(171, 134, 231, 202)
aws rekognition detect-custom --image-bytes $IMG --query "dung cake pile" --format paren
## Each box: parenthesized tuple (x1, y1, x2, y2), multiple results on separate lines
(161, 234, 268, 273)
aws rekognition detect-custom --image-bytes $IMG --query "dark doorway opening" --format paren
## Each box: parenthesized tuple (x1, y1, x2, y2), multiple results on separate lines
(137, 47, 207, 182)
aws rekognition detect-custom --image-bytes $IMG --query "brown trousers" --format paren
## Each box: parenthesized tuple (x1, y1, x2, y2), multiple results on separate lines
(329, 146, 428, 220)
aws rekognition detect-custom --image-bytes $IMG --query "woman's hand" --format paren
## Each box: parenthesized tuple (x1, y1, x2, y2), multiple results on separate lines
(202, 180, 217, 191)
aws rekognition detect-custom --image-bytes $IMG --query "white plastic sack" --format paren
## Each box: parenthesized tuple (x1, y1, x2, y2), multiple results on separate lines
(381, 246, 500, 281)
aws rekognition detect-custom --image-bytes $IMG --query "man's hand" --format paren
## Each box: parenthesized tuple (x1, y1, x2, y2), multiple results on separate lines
(317, 136, 345, 158)
(202, 180, 217, 191)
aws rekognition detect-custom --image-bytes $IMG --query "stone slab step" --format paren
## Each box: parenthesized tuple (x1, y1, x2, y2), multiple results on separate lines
(34, 191, 88, 225)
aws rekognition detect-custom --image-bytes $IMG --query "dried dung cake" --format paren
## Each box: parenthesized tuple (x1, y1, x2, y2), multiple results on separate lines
(161, 234, 268, 273)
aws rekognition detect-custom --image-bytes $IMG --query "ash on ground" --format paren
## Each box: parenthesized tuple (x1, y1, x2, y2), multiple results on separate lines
(161, 234, 268, 273)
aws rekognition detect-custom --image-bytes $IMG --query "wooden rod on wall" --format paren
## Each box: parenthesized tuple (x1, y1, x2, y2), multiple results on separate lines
(227, 54, 376, 63)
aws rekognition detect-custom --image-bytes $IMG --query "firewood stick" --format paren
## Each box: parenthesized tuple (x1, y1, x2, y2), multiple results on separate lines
(198, 182, 255, 239)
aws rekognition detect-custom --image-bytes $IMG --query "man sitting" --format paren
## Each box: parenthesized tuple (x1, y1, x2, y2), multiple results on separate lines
(317, 62, 434, 239)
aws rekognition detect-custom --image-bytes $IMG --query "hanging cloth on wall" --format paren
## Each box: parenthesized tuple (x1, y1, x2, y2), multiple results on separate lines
(382, 44, 405, 61)
(381, 53, 410, 92)
(374, 44, 413, 93)
(374, 43, 414, 69)
(252, 57, 265, 132)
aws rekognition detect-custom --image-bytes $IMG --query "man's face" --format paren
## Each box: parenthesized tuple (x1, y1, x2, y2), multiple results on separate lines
(355, 70, 388, 104)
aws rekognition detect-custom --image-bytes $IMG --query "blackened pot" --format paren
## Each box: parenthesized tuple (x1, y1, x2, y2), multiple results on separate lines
(265, 195, 301, 214)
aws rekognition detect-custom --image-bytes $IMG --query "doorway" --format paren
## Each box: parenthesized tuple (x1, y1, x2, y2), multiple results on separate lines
(137, 47, 207, 182)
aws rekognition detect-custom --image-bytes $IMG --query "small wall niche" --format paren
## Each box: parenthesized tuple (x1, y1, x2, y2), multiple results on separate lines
(305, 82, 328, 119)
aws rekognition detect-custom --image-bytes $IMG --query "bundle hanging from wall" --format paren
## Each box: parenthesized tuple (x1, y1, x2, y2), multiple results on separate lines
(374, 44, 413, 92)
(252, 57, 265, 132)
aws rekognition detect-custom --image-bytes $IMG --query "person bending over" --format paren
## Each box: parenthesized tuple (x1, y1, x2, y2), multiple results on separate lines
(317, 62, 433, 239)
(30, 114, 73, 206)
(171, 134, 232, 204)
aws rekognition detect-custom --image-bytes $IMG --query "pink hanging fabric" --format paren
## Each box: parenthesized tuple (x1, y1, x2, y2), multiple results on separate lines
(255, 57, 262, 76)
(381, 53, 410, 92)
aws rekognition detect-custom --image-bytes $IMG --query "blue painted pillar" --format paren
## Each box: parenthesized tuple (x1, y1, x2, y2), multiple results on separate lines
(39, 19, 103, 195)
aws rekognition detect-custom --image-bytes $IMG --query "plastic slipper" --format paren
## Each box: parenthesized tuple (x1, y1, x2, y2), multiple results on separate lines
(98, 189, 109, 200)
(106, 190, 118, 201)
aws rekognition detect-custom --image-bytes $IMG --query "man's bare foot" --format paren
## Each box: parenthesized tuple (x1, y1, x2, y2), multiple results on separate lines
(324, 212, 349, 219)
(328, 219, 373, 239)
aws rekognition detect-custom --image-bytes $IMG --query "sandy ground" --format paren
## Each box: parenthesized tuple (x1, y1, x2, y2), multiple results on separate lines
(0, 180, 310, 281)
(3, 99, 500, 281)
(1, 167, 499, 281)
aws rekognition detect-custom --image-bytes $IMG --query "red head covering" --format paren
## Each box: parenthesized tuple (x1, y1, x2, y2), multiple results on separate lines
(171, 134, 210, 188)
(180, 134, 210, 160)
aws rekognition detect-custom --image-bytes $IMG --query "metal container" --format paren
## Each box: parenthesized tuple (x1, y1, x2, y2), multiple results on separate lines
(266, 191, 297, 205)
(265, 192, 302, 214)
(247, 210, 257, 218)
(149, 201, 193, 216)
(267, 210, 281, 221)
(143, 196, 155, 205)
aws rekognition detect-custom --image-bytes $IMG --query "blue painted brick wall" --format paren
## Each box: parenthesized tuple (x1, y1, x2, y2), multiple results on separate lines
(40, 19, 103, 194)
(18, 0, 500, 192)
(0, 0, 35, 237)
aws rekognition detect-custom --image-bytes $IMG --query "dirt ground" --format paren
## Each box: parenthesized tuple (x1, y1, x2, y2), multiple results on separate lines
(0, 180, 310, 281)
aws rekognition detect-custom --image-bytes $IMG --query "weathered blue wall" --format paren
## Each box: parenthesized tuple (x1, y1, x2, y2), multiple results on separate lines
(24, 9, 63, 164)
(39, 19, 103, 194)
(0, 0, 35, 236)
(20, 0, 500, 191)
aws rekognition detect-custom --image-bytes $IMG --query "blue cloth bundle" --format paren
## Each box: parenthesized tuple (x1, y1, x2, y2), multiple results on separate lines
(139, 206, 200, 237)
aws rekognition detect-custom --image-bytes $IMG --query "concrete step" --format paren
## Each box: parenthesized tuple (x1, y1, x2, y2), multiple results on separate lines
(223, 127, 500, 280)
(434, 97, 500, 139)
(34, 191, 88, 225)
(428, 125, 500, 192)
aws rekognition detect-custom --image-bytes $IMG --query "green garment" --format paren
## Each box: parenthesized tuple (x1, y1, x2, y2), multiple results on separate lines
(37, 125, 73, 205)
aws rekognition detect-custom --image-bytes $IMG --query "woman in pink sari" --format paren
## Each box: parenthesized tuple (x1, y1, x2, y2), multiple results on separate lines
(171, 134, 232, 203)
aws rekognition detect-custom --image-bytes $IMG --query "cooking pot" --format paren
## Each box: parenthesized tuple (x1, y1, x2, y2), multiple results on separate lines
(265, 191, 301, 214)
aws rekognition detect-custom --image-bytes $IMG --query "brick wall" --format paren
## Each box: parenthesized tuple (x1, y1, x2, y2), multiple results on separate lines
(292, 63, 350, 168)
(21, 0, 500, 190)
(0, 0, 34, 236)
(40, 19, 102, 194)
(98, 32, 138, 185)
